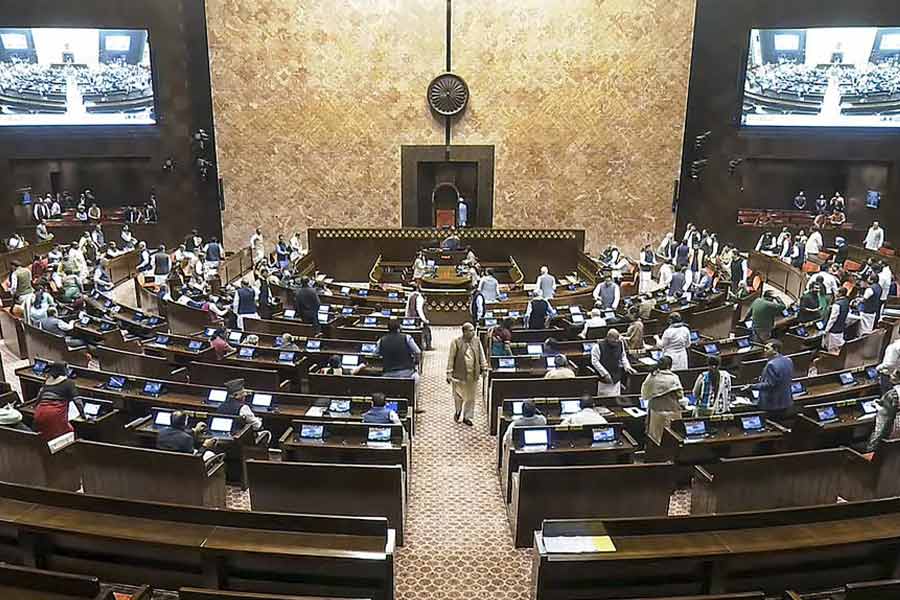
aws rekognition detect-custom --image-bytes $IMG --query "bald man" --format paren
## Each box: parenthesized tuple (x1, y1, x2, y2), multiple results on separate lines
(590, 329, 636, 397)
(446, 323, 488, 426)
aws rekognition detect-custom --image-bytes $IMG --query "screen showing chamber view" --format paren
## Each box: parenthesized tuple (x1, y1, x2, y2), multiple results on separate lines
(0, 28, 155, 125)
(742, 27, 900, 127)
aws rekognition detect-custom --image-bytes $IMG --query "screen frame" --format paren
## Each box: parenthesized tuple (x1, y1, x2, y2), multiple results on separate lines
(0, 25, 161, 135)
(737, 25, 900, 138)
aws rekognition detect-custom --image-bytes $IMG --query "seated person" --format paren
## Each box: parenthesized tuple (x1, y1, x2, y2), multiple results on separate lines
(209, 328, 233, 360)
(75, 203, 89, 222)
(501, 399, 548, 447)
(559, 394, 608, 426)
(105, 240, 125, 258)
(579, 307, 607, 339)
(92, 258, 114, 293)
(157, 411, 218, 460)
(829, 209, 846, 227)
(362, 392, 401, 425)
(6, 234, 26, 250)
(280, 333, 301, 351)
(320, 354, 366, 375)
(87, 204, 101, 221)
(216, 379, 272, 445)
(544, 354, 576, 379)
(38, 306, 86, 348)
(0, 405, 32, 432)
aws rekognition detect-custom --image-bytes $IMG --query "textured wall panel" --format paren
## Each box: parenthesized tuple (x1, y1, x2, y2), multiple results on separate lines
(208, 0, 694, 256)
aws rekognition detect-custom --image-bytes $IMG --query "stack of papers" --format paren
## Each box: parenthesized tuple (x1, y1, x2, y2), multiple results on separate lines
(623, 407, 647, 418)
(305, 406, 325, 417)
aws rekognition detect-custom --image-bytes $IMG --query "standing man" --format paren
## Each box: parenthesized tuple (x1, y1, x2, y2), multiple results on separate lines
(877, 337, 900, 394)
(638, 243, 656, 294)
(478, 268, 500, 303)
(446, 322, 487, 426)
(749, 290, 785, 343)
(805, 225, 824, 258)
(823, 287, 852, 353)
(658, 312, 692, 371)
(865, 221, 885, 252)
(793, 190, 807, 210)
(232, 278, 259, 329)
(525, 289, 555, 329)
(377, 318, 421, 380)
(153, 245, 172, 282)
(856, 274, 882, 335)
(878, 261, 893, 322)
(536, 266, 556, 299)
(9, 260, 34, 306)
(592, 272, 620, 310)
(457, 197, 468, 228)
(591, 329, 636, 397)
(405, 283, 432, 351)
(750, 340, 795, 419)
(293, 276, 321, 328)
(250, 227, 265, 265)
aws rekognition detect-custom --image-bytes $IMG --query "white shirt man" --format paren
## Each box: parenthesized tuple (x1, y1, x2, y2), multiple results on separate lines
(878, 339, 900, 374)
(579, 308, 607, 339)
(659, 320, 692, 371)
(536, 266, 556, 299)
(865, 222, 885, 251)
(657, 261, 673, 292)
(289, 233, 304, 260)
(250, 229, 265, 263)
(478, 272, 501, 302)
(808, 268, 840, 296)
(879, 264, 893, 303)
(592, 278, 620, 310)
(805, 229, 824, 257)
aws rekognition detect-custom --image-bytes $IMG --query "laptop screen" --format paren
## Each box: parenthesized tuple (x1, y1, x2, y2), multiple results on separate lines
(228, 332, 243, 343)
(582, 342, 596, 353)
(318, 313, 329, 323)
(154, 411, 172, 426)
(527, 344, 543, 356)
(796, 326, 808, 337)
(560, 400, 580, 414)
(107, 375, 126, 390)
(571, 314, 584, 323)
(523, 429, 549, 446)
(862, 399, 879, 414)
(388, 292, 399, 299)
(32, 359, 48, 374)
(329, 399, 351, 413)
(83, 402, 102, 417)
(204, 328, 216, 337)
(684, 420, 707, 436)
(839, 372, 855, 385)
(251, 393, 273, 408)
(342, 307, 354, 315)
(208, 389, 227, 403)
(361, 343, 377, 354)
(144, 381, 162, 395)
(300, 424, 324, 439)
(485, 318, 498, 327)
(358, 289, 368, 297)
(279, 352, 295, 363)
(736, 338, 751, 348)
(545, 357, 556, 369)
(188, 341, 203, 350)
(283, 309, 296, 318)
(368, 426, 392, 442)
(341, 286, 351, 295)
(209, 417, 233, 433)
(364, 317, 377, 326)
(815, 321, 825, 330)
(704, 343, 719, 355)
(402, 319, 415, 328)
(508, 310, 520, 317)
(791, 383, 806, 396)
(239, 347, 255, 358)
(273, 336, 284, 347)
(498, 357, 515, 369)
(342, 355, 360, 367)
(511, 401, 524, 415)
(690, 331, 700, 342)
(740, 415, 763, 431)
(816, 406, 837, 421)
(867, 367, 879, 380)
(592, 427, 616, 443)
(155, 335, 170, 345)
(306, 339, 321, 350)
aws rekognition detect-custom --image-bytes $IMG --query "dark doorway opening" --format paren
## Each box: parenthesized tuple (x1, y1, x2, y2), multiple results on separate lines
(416, 161, 477, 228)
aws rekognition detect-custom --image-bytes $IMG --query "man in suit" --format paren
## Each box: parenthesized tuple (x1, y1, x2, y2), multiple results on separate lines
(232, 278, 259, 329)
(446, 322, 487, 426)
(293, 276, 321, 328)
(157, 411, 217, 457)
(750, 340, 795, 419)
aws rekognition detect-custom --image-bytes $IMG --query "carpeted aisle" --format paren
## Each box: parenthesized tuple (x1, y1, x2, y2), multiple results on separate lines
(395, 326, 531, 600)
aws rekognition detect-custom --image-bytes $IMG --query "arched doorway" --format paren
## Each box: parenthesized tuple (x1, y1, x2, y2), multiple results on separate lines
(432, 181, 460, 228)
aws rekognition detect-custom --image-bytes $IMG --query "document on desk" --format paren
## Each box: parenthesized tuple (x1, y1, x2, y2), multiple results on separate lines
(638, 357, 657, 366)
(305, 406, 325, 417)
(544, 535, 617, 554)
(623, 406, 647, 418)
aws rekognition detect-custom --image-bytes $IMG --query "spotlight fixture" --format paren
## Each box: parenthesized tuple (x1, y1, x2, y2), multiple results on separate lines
(728, 158, 744, 176)
(693, 131, 712, 151)
(162, 158, 176, 172)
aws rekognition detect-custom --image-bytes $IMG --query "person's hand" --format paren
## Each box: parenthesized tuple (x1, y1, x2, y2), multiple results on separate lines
(446, 373, 453, 385)
(625, 366, 637, 376)
(202, 438, 217, 450)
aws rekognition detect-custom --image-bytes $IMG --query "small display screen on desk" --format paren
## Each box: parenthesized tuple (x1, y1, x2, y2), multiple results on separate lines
(83, 402, 102, 417)
(229, 332, 243, 343)
(684, 420, 707, 437)
(361, 342, 377, 354)
(32, 359, 48, 374)
(188, 341, 204, 351)
(251, 393, 273, 408)
(592, 427, 616, 443)
(342, 355, 360, 367)
(239, 347, 255, 358)
(155, 335, 170, 345)
(527, 344, 543, 356)
(791, 383, 806, 396)
(329, 399, 351, 413)
(300, 424, 324, 439)
(740, 415, 763, 432)
(209, 417, 233, 434)
(704, 343, 719, 355)
(307, 339, 321, 350)
(278, 352, 295, 363)
(368, 426, 391, 442)
(816, 406, 838, 422)
(498, 358, 515, 370)
(208, 389, 227, 403)
(737, 338, 751, 349)
(523, 428, 549, 446)
(839, 372, 855, 385)
(107, 375, 126, 390)
(511, 401, 524, 415)
(154, 411, 172, 426)
(143, 381, 163, 396)
(560, 400, 580, 414)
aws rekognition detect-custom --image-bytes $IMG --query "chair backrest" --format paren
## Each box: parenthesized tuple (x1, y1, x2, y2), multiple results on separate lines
(95, 345, 173, 380)
(0, 563, 101, 598)
(846, 579, 900, 600)
(189, 361, 282, 392)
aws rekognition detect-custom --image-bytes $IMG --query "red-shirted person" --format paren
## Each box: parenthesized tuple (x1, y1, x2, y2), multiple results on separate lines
(33, 361, 86, 442)
(210, 328, 233, 360)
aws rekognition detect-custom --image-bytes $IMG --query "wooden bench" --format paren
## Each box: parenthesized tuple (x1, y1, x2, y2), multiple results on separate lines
(179, 588, 364, 600)
(487, 376, 599, 435)
(735, 350, 814, 385)
(246, 460, 406, 545)
(0, 426, 80, 491)
(691, 448, 873, 514)
(95, 345, 186, 381)
(77, 440, 226, 507)
(22, 321, 88, 366)
(0, 562, 151, 600)
(307, 372, 417, 407)
(0, 480, 395, 599)
(509, 462, 682, 548)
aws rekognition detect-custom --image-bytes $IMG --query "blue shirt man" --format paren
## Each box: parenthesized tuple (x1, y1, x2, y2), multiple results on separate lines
(750, 340, 794, 414)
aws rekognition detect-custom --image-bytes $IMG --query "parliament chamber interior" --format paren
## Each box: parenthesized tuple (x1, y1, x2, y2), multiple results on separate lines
(3, 1, 900, 599)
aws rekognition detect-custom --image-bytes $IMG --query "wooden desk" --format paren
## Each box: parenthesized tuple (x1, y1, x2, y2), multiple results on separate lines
(790, 397, 879, 451)
(0, 480, 395, 599)
(487, 377, 599, 435)
(500, 423, 635, 504)
(651, 412, 786, 465)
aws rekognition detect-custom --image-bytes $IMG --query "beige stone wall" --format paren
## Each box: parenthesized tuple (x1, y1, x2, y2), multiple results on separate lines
(207, 0, 694, 256)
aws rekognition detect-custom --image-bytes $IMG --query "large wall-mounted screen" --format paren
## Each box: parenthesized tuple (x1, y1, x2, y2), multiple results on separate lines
(741, 27, 900, 128)
(0, 28, 155, 126)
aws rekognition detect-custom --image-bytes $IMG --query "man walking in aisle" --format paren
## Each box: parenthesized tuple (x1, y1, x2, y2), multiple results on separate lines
(446, 322, 487, 426)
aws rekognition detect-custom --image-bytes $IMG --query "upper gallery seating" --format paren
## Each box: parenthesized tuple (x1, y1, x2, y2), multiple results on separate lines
(743, 63, 827, 115)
